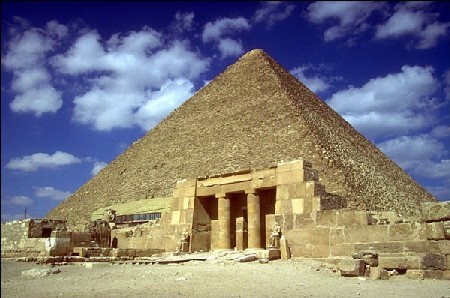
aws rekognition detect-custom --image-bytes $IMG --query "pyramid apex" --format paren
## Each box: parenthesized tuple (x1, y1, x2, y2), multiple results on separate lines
(241, 48, 269, 58)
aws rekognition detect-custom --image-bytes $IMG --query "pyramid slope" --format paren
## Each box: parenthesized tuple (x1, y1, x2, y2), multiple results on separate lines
(46, 49, 435, 230)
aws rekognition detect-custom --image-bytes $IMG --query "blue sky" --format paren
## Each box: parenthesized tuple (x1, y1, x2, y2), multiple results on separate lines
(2, 1, 449, 221)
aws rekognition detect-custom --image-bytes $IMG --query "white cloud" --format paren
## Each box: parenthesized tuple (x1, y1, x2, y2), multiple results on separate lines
(135, 78, 195, 130)
(62, 36, 208, 131)
(378, 135, 450, 201)
(202, 17, 250, 58)
(432, 126, 450, 138)
(35, 186, 71, 201)
(253, 2, 295, 26)
(2, 20, 66, 116)
(173, 12, 195, 33)
(375, 3, 450, 49)
(10, 196, 33, 206)
(378, 135, 445, 169)
(6, 151, 81, 172)
(328, 65, 438, 139)
(290, 65, 331, 94)
(306, 1, 386, 41)
(202, 17, 250, 42)
(217, 38, 245, 58)
(91, 161, 107, 176)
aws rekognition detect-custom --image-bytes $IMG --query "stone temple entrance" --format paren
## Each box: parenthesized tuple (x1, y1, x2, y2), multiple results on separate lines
(193, 188, 276, 252)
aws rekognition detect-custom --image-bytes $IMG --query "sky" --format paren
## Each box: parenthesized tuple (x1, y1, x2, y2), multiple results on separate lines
(1, 1, 450, 222)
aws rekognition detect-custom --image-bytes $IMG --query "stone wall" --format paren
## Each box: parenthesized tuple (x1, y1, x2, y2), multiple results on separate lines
(278, 202, 450, 278)
(1, 219, 93, 258)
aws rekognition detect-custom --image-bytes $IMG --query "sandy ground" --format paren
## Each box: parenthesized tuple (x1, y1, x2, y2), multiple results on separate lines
(2, 255, 450, 298)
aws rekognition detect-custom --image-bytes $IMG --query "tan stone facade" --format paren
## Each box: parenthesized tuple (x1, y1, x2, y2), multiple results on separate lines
(2, 159, 449, 279)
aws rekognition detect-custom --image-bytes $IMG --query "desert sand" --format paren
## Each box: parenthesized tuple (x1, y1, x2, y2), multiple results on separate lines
(2, 254, 449, 298)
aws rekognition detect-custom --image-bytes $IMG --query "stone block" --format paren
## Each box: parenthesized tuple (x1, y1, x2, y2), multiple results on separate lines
(404, 240, 429, 254)
(438, 240, 450, 254)
(337, 210, 369, 226)
(330, 243, 354, 257)
(329, 227, 345, 246)
(426, 222, 445, 240)
(388, 222, 423, 241)
(291, 198, 304, 214)
(316, 210, 337, 227)
(364, 225, 389, 242)
(447, 255, 450, 270)
(354, 241, 404, 254)
(421, 253, 446, 270)
(353, 250, 378, 267)
(369, 267, 389, 280)
(405, 269, 425, 280)
(338, 258, 365, 277)
(378, 256, 422, 270)
(421, 202, 450, 222)
(280, 236, 291, 260)
(423, 270, 444, 280)
(268, 248, 281, 260)
(344, 226, 368, 243)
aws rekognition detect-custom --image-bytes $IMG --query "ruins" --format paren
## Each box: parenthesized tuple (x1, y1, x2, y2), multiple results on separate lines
(2, 49, 449, 280)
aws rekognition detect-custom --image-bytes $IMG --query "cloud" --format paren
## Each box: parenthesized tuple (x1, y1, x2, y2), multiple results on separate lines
(432, 126, 450, 139)
(253, 2, 295, 27)
(426, 186, 450, 201)
(306, 1, 386, 42)
(91, 161, 108, 176)
(202, 17, 250, 58)
(2, 19, 65, 116)
(217, 38, 244, 58)
(35, 186, 71, 201)
(172, 12, 195, 33)
(290, 65, 332, 94)
(202, 17, 250, 42)
(6, 151, 81, 172)
(375, 2, 450, 49)
(9, 196, 33, 206)
(327, 65, 438, 139)
(52, 25, 209, 131)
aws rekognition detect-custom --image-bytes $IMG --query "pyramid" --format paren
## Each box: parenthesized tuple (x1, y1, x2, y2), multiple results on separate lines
(46, 49, 436, 230)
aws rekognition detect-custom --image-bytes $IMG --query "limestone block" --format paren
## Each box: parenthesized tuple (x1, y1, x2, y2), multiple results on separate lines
(268, 248, 281, 260)
(336, 210, 369, 226)
(369, 267, 389, 280)
(364, 225, 389, 242)
(422, 270, 444, 280)
(421, 202, 450, 222)
(344, 226, 368, 243)
(405, 269, 425, 280)
(447, 255, 450, 270)
(330, 243, 354, 257)
(388, 222, 423, 241)
(171, 211, 181, 225)
(421, 253, 446, 270)
(353, 250, 378, 267)
(404, 240, 429, 254)
(276, 185, 291, 201)
(338, 258, 366, 277)
(280, 236, 291, 260)
(426, 222, 445, 240)
(444, 220, 450, 239)
(354, 241, 404, 254)
(329, 227, 345, 246)
(378, 256, 422, 270)
(291, 198, 304, 214)
(437, 240, 450, 254)
(316, 210, 337, 227)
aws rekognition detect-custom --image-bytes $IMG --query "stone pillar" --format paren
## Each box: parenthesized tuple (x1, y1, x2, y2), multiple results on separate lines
(217, 193, 230, 249)
(246, 189, 261, 249)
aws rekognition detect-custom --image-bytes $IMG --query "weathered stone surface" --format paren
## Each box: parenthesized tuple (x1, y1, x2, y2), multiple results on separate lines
(338, 258, 365, 277)
(378, 256, 422, 270)
(369, 267, 389, 280)
(22, 268, 61, 278)
(353, 250, 378, 267)
(421, 202, 450, 222)
(421, 253, 446, 270)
